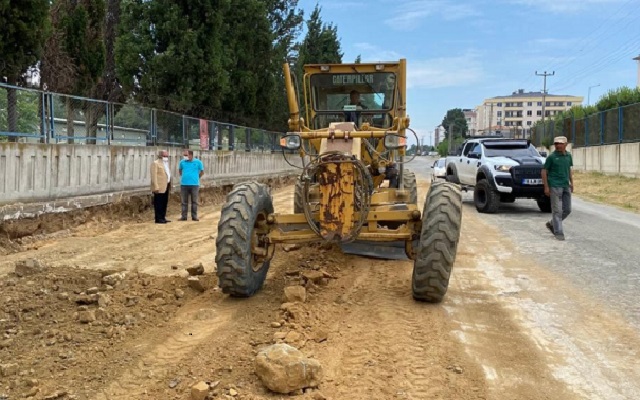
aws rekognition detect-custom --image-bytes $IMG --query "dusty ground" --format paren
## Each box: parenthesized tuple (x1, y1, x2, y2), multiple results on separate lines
(1, 176, 639, 400)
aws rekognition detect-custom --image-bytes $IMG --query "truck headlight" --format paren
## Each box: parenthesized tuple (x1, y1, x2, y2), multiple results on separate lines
(494, 165, 512, 172)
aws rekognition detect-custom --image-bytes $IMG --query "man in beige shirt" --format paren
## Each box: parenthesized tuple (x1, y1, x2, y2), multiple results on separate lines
(150, 150, 172, 223)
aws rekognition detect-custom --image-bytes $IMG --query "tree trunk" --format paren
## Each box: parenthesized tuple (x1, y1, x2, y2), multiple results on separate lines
(85, 103, 99, 145)
(66, 98, 75, 144)
(7, 83, 18, 143)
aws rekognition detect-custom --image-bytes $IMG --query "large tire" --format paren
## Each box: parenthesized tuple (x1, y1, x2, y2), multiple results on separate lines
(474, 179, 500, 213)
(412, 182, 462, 303)
(402, 169, 418, 205)
(216, 182, 274, 297)
(445, 164, 460, 184)
(294, 178, 304, 214)
(537, 197, 552, 213)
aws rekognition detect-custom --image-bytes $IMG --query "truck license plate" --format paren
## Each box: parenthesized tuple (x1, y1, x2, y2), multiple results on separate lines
(522, 178, 542, 185)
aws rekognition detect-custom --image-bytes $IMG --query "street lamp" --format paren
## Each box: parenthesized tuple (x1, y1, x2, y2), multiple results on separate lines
(587, 84, 600, 106)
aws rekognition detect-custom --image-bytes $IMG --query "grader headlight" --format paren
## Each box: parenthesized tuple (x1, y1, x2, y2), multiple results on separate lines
(384, 134, 407, 150)
(280, 134, 302, 150)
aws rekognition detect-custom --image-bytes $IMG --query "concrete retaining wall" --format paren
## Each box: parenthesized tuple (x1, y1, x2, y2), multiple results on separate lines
(570, 143, 640, 178)
(0, 143, 301, 219)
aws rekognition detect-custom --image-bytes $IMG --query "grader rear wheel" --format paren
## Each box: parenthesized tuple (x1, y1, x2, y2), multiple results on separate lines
(412, 182, 462, 303)
(216, 182, 274, 297)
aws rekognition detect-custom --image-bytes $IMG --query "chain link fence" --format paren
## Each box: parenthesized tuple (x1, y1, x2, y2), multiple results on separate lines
(531, 102, 640, 148)
(1, 83, 283, 150)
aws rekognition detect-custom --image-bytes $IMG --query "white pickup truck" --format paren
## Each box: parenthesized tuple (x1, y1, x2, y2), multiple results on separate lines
(445, 138, 551, 213)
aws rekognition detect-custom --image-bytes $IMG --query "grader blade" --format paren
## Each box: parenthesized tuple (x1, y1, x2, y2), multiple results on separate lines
(340, 240, 409, 260)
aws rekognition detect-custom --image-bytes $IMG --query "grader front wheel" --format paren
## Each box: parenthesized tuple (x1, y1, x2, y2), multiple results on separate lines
(216, 182, 274, 297)
(412, 182, 462, 303)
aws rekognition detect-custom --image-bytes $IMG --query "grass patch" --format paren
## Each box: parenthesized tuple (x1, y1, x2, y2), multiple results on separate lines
(573, 171, 640, 213)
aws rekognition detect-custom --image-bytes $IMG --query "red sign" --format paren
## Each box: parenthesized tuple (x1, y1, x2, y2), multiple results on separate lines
(199, 120, 209, 150)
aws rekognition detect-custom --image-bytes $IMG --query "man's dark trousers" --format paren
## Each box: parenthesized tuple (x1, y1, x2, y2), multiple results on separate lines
(154, 183, 170, 222)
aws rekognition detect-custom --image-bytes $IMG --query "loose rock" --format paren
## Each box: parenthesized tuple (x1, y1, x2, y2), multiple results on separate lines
(255, 343, 322, 394)
(191, 381, 209, 400)
(284, 286, 306, 303)
(186, 263, 205, 276)
(15, 259, 45, 277)
(188, 276, 205, 292)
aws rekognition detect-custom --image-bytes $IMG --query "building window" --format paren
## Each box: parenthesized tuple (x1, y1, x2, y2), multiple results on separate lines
(527, 121, 532, 126)
(537, 110, 542, 116)
(567, 102, 572, 106)
(497, 111, 502, 117)
(517, 102, 523, 107)
(527, 102, 532, 106)
(497, 102, 502, 107)
(527, 110, 532, 116)
(545, 111, 550, 117)
(537, 102, 542, 106)
(546, 102, 551, 106)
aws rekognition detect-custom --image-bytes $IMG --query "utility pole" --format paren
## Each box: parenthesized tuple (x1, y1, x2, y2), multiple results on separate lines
(536, 70, 555, 139)
(448, 122, 454, 155)
(587, 83, 600, 106)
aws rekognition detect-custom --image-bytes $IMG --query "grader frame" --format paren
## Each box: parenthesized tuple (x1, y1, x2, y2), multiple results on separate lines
(215, 59, 462, 302)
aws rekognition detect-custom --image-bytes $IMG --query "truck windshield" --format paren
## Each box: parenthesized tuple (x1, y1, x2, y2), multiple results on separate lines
(309, 72, 396, 112)
(483, 144, 540, 158)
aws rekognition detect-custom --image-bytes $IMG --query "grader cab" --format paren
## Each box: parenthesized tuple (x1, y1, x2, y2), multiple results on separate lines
(215, 59, 462, 302)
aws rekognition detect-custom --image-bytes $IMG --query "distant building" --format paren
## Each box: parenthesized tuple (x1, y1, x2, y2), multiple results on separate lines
(463, 109, 477, 136)
(474, 89, 583, 138)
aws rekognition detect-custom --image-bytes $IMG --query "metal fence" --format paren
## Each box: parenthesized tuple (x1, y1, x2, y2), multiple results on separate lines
(0, 83, 282, 151)
(531, 102, 640, 148)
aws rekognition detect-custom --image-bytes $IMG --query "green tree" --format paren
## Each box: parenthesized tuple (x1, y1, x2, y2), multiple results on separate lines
(440, 108, 468, 139)
(0, 0, 49, 142)
(296, 5, 343, 72)
(117, 0, 230, 118)
(263, 0, 304, 130)
(220, 0, 274, 127)
(41, 0, 106, 144)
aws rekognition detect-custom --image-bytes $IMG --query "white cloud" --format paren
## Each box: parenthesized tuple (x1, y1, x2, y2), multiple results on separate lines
(506, 0, 624, 13)
(385, 0, 481, 29)
(351, 43, 484, 89)
(353, 43, 402, 61)
(408, 51, 485, 89)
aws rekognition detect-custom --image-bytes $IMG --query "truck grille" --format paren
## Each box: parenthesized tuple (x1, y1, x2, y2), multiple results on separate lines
(511, 165, 543, 182)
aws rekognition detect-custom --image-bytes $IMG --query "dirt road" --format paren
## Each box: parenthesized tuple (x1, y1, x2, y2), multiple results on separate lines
(2, 176, 639, 400)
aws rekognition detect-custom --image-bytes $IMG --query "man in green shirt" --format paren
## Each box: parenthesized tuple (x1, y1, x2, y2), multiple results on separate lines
(541, 136, 574, 241)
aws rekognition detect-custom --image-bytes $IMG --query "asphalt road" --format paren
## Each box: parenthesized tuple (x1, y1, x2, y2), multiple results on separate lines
(407, 155, 640, 330)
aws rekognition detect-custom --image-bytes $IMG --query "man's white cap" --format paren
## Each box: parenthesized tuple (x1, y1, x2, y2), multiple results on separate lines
(553, 136, 567, 144)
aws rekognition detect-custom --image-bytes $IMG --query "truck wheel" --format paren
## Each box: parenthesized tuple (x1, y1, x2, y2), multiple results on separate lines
(445, 164, 460, 184)
(294, 178, 304, 214)
(216, 182, 274, 297)
(412, 182, 462, 303)
(474, 179, 500, 213)
(402, 169, 418, 205)
(537, 197, 552, 213)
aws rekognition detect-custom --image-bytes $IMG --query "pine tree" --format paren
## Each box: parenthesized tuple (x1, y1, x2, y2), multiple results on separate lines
(0, 0, 49, 142)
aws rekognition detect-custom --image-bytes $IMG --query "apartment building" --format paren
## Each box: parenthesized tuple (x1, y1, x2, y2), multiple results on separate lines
(474, 89, 583, 137)
(463, 109, 477, 136)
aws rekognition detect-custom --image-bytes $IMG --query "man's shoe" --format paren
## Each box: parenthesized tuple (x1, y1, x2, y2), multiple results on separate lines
(192, 217, 199, 221)
(546, 221, 554, 234)
(179, 217, 188, 221)
(155, 220, 167, 224)
(555, 233, 565, 241)
(162, 219, 171, 223)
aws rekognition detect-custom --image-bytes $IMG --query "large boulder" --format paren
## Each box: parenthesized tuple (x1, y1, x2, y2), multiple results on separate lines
(255, 344, 322, 394)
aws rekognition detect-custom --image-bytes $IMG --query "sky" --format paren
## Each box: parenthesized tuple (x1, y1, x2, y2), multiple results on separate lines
(297, 0, 640, 146)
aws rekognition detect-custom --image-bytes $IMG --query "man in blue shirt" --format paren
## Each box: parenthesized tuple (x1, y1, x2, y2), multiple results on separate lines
(178, 150, 204, 221)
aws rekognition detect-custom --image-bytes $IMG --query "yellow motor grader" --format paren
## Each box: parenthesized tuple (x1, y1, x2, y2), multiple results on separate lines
(215, 59, 462, 302)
